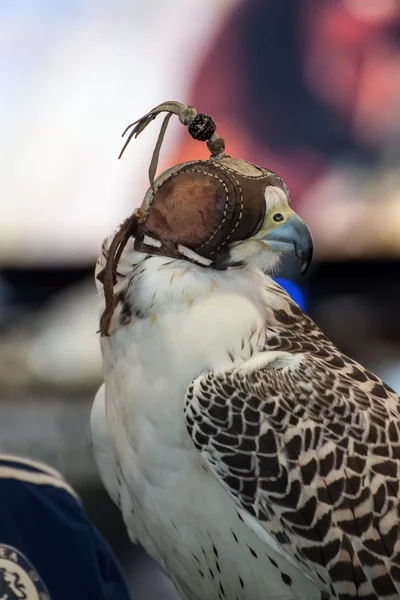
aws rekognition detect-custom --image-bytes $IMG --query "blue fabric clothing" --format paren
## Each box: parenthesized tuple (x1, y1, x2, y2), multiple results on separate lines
(0, 454, 131, 600)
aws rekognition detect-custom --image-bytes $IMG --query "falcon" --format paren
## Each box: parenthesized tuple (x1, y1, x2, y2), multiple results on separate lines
(91, 102, 400, 600)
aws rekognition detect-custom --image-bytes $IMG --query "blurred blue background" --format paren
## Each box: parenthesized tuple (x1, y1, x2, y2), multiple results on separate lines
(1, 0, 400, 598)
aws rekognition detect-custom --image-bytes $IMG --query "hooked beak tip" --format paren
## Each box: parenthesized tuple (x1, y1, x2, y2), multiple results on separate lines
(298, 246, 313, 275)
(263, 213, 313, 275)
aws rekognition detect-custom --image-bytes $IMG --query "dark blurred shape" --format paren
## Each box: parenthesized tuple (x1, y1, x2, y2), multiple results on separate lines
(0, 454, 131, 600)
(173, 0, 400, 258)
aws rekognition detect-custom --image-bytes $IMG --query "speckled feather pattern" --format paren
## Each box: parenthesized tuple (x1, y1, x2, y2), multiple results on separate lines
(93, 236, 400, 600)
(185, 280, 400, 600)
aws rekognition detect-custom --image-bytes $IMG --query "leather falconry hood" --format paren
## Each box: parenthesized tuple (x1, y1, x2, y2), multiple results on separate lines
(98, 101, 290, 336)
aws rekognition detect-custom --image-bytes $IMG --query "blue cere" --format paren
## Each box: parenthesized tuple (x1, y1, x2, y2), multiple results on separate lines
(273, 278, 307, 311)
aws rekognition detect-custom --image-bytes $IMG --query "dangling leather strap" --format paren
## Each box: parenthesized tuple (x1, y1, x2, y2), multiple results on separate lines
(118, 101, 227, 186)
(98, 101, 226, 336)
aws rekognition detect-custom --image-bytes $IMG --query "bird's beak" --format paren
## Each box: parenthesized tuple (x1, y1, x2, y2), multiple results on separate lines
(262, 214, 313, 274)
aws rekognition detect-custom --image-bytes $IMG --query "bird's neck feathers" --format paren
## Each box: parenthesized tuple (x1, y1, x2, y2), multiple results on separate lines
(96, 236, 278, 323)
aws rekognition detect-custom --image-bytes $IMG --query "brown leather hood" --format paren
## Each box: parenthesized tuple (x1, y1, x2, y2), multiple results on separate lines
(134, 158, 288, 267)
(98, 101, 290, 336)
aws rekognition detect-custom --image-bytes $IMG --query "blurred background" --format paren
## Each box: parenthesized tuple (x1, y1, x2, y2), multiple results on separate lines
(1, 0, 400, 597)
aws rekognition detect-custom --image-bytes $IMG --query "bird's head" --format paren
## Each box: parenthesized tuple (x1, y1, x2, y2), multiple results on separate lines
(133, 156, 313, 276)
(98, 102, 313, 336)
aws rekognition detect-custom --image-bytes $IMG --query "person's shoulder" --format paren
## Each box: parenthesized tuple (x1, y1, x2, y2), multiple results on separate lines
(0, 454, 132, 598)
(0, 455, 83, 599)
(0, 453, 80, 502)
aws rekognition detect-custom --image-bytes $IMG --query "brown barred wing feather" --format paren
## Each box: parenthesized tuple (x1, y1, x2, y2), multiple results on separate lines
(184, 349, 400, 600)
